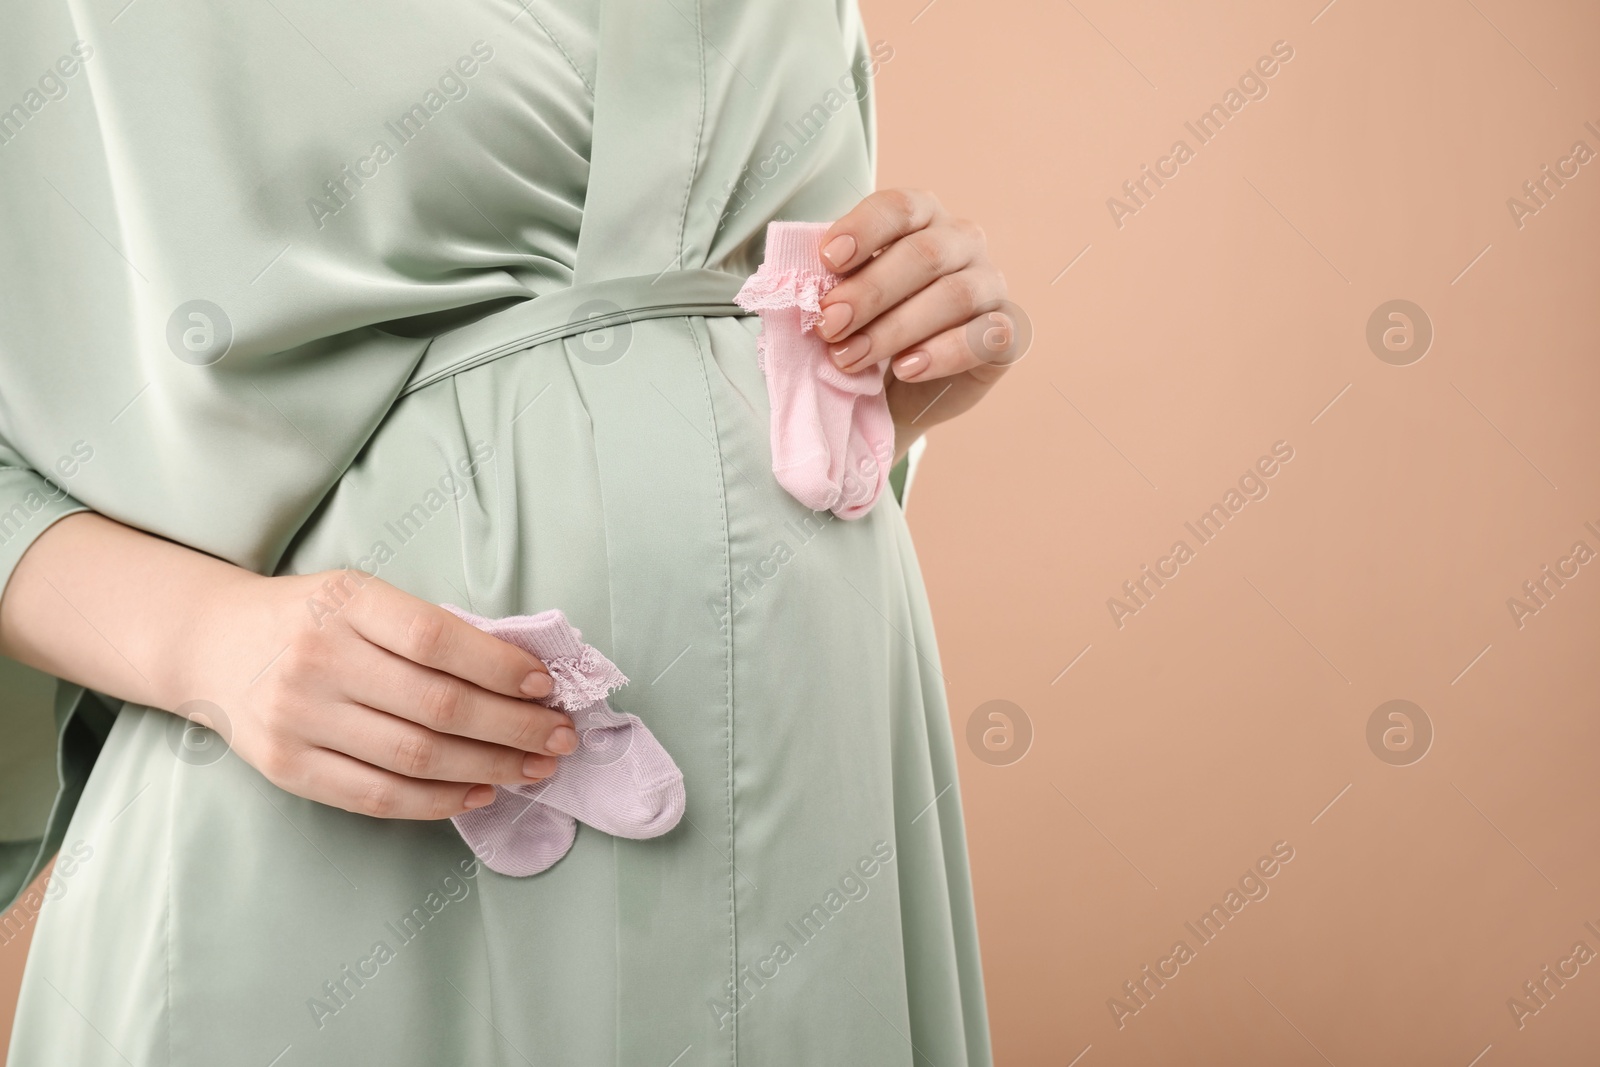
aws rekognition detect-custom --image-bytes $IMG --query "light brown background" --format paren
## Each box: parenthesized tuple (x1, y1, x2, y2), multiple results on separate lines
(6, 1, 1599, 1063)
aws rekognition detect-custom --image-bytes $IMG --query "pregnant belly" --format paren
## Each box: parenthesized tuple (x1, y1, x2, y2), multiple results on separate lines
(278, 312, 907, 690)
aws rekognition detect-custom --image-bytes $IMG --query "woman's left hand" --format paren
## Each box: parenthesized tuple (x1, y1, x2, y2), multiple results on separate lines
(816, 189, 1022, 461)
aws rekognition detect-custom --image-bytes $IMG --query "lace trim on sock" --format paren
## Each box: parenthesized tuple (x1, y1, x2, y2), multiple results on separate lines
(733, 266, 839, 328)
(734, 221, 844, 360)
(736, 267, 838, 374)
(544, 647, 629, 712)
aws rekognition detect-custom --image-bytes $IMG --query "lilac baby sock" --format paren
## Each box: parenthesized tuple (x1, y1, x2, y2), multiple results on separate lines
(453, 790, 577, 878)
(444, 605, 686, 876)
(734, 220, 897, 519)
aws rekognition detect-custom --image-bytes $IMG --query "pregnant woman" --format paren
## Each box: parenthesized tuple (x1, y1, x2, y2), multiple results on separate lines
(0, 1, 1010, 1063)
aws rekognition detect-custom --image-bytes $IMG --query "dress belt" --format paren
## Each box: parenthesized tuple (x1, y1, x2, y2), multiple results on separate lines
(399, 268, 753, 398)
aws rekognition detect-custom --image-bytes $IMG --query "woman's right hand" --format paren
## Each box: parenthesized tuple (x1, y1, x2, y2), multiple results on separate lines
(178, 567, 578, 820)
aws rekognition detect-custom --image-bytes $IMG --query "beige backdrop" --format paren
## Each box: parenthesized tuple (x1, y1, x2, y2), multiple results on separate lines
(6, 1, 1599, 1063)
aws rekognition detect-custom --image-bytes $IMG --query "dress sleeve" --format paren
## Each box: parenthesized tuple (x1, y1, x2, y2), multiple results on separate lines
(841, 0, 879, 189)
(0, 444, 115, 914)
(0, 446, 92, 601)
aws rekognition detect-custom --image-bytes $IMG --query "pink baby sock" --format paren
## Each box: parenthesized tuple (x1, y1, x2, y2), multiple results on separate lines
(734, 220, 897, 519)
(444, 605, 686, 877)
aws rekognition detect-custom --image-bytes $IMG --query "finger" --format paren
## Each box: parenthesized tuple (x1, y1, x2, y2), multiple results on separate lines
(885, 315, 1019, 385)
(340, 577, 553, 700)
(299, 701, 560, 786)
(816, 220, 985, 345)
(834, 266, 1006, 373)
(346, 643, 579, 756)
(818, 188, 944, 274)
(279, 746, 499, 821)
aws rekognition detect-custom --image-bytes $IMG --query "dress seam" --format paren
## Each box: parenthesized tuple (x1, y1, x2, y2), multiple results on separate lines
(165, 752, 174, 1067)
(683, 315, 737, 1067)
(674, 7, 730, 1063)
(674, 0, 709, 275)
(612, 834, 621, 1067)
(446, 374, 479, 614)
(518, 3, 596, 98)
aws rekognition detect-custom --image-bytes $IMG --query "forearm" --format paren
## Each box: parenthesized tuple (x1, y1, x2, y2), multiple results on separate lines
(892, 425, 920, 467)
(0, 510, 581, 819)
(0, 511, 255, 712)
(887, 361, 923, 466)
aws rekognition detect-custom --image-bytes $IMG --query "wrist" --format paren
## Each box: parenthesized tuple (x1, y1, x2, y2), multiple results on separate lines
(159, 564, 266, 711)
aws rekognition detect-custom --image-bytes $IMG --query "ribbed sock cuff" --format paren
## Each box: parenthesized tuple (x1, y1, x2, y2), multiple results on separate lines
(763, 221, 839, 280)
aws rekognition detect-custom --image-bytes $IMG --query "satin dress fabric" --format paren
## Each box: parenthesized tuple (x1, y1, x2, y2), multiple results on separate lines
(0, 1, 989, 1063)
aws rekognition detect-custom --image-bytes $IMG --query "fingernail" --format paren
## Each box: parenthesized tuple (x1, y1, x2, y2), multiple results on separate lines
(820, 303, 853, 339)
(522, 753, 553, 779)
(548, 726, 579, 755)
(520, 671, 552, 699)
(822, 234, 855, 269)
(893, 351, 929, 379)
(464, 785, 495, 809)
(831, 334, 871, 368)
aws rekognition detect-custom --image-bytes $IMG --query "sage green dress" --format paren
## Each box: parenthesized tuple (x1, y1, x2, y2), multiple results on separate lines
(0, 1, 988, 1063)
